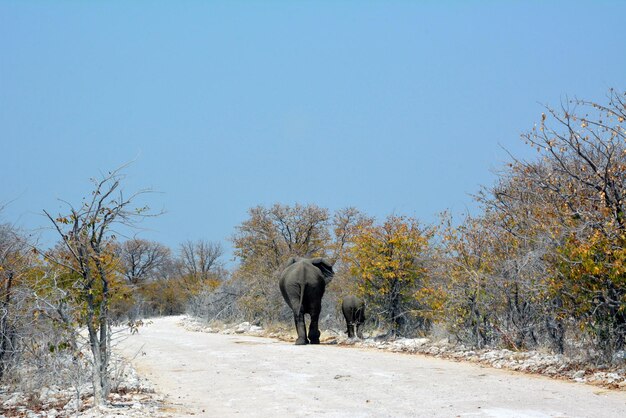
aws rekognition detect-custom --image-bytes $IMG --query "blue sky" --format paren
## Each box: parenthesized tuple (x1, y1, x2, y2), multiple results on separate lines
(1, 1, 624, 262)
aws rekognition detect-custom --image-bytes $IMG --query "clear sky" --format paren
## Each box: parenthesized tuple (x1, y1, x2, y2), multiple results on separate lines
(1, 1, 624, 262)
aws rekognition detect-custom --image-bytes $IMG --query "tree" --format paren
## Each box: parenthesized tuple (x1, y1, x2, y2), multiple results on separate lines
(349, 215, 438, 336)
(465, 89, 626, 359)
(231, 203, 331, 322)
(517, 90, 626, 358)
(330, 207, 373, 264)
(110, 239, 172, 321)
(0, 223, 36, 379)
(178, 240, 224, 286)
(439, 214, 498, 347)
(0, 214, 95, 402)
(119, 239, 171, 286)
(233, 203, 331, 268)
(43, 168, 155, 406)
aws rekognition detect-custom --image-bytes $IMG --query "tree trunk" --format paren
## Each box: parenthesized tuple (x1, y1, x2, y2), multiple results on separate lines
(99, 320, 110, 397)
(390, 278, 401, 336)
(0, 272, 14, 379)
(98, 269, 111, 397)
(87, 320, 104, 406)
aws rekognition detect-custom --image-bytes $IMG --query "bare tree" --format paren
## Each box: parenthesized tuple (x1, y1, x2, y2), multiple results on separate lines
(0, 223, 34, 379)
(178, 240, 224, 282)
(43, 167, 156, 406)
(233, 204, 330, 268)
(119, 239, 171, 286)
(331, 207, 373, 265)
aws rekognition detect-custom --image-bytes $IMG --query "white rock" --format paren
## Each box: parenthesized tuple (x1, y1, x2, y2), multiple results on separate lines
(544, 366, 557, 375)
(235, 322, 251, 333)
(584, 372, 607, 383)
(606, 372, 621, 383)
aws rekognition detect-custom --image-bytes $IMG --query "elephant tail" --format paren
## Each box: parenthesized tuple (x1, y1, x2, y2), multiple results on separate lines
(297, 283, 306, 314)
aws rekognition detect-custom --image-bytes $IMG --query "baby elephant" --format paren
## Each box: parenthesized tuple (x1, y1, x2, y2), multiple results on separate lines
(342, 295, 365, 339)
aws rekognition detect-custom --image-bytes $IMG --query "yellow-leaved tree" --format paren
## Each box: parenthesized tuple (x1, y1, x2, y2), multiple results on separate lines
(349, 215, 440, 337)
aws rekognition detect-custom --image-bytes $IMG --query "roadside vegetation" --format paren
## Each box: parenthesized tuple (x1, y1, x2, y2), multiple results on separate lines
(2, 89, 626, 413)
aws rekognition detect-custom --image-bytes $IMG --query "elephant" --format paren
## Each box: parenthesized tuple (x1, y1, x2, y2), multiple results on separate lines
(279, 257, 334, 345)
(342, 295, 365, 339)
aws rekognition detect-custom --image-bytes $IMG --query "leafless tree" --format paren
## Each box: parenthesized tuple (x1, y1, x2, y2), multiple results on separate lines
(43, 167, 157, 406)
(178, 240, 224, 282)
(119, 239, 171, 286)
(0, 223, 34, 379)
(331, 207, 373, 265)
(233, 204, 330, 271)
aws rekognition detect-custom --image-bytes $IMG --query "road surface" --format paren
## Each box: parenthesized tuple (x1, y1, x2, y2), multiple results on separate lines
(114, 316, 626, 417)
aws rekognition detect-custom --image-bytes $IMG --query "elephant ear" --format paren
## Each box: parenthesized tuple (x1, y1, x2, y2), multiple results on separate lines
(285, 257, 299, 267)
(310, 257, 334, 283)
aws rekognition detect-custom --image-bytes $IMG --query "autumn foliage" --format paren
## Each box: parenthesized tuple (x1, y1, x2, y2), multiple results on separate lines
(349, 215, 440, 336)
(441, 89, 626, 360)
(3, 89, 626, 403)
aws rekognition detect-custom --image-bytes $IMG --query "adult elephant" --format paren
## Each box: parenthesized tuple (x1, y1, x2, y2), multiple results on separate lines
(342, 295, 365, 339)
(279, 257, 334, 345)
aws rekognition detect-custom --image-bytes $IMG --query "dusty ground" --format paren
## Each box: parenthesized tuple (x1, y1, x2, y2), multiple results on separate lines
(0, 352, 164, 418)
(114, 316, 626, 417)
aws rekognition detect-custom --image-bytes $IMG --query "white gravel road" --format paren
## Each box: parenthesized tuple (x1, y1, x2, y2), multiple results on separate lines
(114, 316, 626, 417)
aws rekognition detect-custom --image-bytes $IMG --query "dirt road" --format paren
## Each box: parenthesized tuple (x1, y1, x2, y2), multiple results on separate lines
(114, 316, 626, 417)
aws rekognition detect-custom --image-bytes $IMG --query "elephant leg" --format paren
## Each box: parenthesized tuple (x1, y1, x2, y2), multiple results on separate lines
(346, 322, 355, 338)
(293, 311, 308, 345)
(308, 311, 321, 344)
